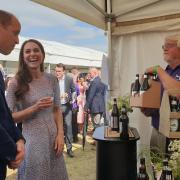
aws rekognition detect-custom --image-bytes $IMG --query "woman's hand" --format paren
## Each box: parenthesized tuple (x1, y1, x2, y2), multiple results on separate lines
(33, 97, 53, 112)
(54, 134, 64, 157)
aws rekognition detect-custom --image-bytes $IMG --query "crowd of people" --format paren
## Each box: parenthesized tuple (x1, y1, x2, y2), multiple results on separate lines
(1, 8, 180, 180)
(0, 10, 107, 179)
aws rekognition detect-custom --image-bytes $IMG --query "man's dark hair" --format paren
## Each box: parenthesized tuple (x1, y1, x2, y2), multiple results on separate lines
(71, 66, 78, 70)
(0, 10, 13, 27)
(56, 63, 66, 71)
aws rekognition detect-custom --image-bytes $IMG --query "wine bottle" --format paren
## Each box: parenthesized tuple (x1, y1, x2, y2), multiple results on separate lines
(137, 157, 149, 180)
(166, 167, 173, 180)
(170, 96, 178, 112)
(140, 73, 150, 95)
(152, 73, 158, 81)
(120, 105, 129, 140)
(110, 98, 119, 131)
(159, 159, 168, 180)
(170, 96, 179, 132)
(132, 74, 141, 96)
(170, 118, 179, 132)
(177, 99, 180, 112)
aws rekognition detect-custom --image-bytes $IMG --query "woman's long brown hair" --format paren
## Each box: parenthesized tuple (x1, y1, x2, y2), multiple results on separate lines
(15, 39, 45, 100)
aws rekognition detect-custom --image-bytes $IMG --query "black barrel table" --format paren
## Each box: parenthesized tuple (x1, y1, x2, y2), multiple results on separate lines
(93, 126, 140, 180)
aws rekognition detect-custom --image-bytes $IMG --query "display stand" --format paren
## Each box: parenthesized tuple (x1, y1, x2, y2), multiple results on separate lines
(93, 126, 140, 180)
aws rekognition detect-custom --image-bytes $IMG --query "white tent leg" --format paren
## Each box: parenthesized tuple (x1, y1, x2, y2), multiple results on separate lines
(107, 0, 112, 94)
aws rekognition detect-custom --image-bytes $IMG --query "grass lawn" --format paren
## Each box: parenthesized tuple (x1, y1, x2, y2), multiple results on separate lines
(6, 135, 96, 180)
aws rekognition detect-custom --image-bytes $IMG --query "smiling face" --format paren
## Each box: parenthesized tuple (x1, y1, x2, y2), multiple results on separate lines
(22, 41, 44, 71)
(0, 16, 21, 55)
(55, 66, 65, 79)
(163, 36, 180, 68)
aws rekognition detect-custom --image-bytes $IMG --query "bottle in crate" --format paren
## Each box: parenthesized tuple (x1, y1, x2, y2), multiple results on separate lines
(177, 99, 180, 112)
(140, 73, 150, 95)
(131, 74, 141, 96)
(169, 96, 180, 132)
(170, 96, 178, 112)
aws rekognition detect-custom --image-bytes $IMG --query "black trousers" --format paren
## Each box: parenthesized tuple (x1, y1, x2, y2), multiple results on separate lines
(72, 109, 78, 142)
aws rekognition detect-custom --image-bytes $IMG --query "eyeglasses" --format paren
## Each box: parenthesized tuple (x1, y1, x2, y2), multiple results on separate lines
(162, 43, 177, 50)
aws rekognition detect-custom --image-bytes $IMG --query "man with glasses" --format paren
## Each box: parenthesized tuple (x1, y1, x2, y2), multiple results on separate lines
(142, 34, 180, 154)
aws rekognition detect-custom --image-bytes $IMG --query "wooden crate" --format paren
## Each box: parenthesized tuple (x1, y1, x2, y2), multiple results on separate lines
(159, 89, 180, 138)
(130, 80, 161, 108)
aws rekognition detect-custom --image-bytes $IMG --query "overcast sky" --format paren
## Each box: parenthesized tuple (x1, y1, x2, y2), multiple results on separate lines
(0, 0, 107, 52)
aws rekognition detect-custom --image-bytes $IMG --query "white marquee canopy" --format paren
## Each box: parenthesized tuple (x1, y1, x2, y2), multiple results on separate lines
(31, 0, 180, 33)
(31, 0, 180, 88)
(0, 36, 105, 67)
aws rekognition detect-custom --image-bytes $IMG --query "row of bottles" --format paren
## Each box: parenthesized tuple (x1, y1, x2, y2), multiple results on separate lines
(110, 98, 129, 140)
(137, 158, 174, 180)
(131, 73, 152, 96)
(169, 96, 180, 132)
(159, 159, 173, 180)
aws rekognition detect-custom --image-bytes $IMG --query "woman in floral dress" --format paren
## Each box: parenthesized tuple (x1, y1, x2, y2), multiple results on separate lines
(6, 39, 68, 180)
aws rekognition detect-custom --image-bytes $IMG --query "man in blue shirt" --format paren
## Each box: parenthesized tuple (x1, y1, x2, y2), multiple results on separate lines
(142, 34, 180, 153)
(0, 10, 25, 179)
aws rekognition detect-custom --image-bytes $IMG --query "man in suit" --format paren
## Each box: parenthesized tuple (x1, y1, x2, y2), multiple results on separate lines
(55, 63, 76, 157)
(0, 10, 25, 180)
(84, 68, 106, 130)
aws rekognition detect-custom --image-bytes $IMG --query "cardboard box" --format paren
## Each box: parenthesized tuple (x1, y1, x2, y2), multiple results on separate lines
(130, 80, 161, 108)
(159, 89, 180, 138)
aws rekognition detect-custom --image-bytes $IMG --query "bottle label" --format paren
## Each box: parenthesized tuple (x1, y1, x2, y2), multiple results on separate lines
(111, 117, 119, 128)
(170, 119, 179, 132)
(140, 90, 145, 95)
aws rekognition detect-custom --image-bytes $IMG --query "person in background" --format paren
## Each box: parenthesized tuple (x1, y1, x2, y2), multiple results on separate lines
(142, 34, 180, 154)
(6, 39, 68, 180)
(5, 73, 14, 94)
(71, 81, 79, 143)
(0, 64, 5, 79)
(77, 73, 87, 133)
(70, 67, 80, 143)
(55, 63, 76, 158)
(71, 66, 80, 84)
(84, 67, 106, 130)
(0, 10, 25, 180)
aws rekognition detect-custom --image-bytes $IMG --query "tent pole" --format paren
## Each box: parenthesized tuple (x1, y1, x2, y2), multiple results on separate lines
(106, 0, 112, 94)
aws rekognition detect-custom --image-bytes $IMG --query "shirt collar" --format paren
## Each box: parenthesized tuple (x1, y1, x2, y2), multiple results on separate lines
(165, 64, 180, 72)
(91, 75, 98, 81)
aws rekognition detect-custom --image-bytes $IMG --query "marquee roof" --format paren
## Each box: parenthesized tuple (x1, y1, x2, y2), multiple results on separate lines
(0, 36, 106, 67)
